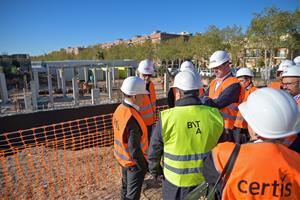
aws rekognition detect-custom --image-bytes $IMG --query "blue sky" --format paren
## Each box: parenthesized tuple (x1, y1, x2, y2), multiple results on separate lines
(0, 0, 298, 56)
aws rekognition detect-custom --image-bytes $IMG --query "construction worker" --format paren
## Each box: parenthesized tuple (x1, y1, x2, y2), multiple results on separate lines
(112, 76, 149, 200)
(268, 59, 295, 89)
(203, 88, 300, 199)
(148, 70, 224, 200)
(181, 61, 205, 97)
(281, 65, 300, 153)
(234, 68, 257, 143)
(137, 59, 157, 141)
(282, 65, 300, 104)
(167, 61, 204, 108)
(294, 55, 300, 64)
(203, 50, 242, 142)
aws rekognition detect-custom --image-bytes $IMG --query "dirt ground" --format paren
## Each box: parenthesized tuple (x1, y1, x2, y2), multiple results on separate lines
(0, 146, 162, 200)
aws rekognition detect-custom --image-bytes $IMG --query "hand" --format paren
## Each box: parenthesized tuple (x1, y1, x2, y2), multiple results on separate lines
(152, 174, 164, 182)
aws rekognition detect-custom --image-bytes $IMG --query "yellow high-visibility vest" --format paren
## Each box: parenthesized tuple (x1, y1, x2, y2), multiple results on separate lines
(161, 105, 224, 187)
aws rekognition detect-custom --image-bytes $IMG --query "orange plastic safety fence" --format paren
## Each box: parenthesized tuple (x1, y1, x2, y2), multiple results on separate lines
(0, 105, 168, 199)
(0, 113, 117, 199)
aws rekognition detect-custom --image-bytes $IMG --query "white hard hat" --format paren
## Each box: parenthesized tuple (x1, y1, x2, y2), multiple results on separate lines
(138, 59, 154, 75)
(208, 50, 230, 69)
(180, 61, 195, 72)
(239, 88, 300, 139)
(277, 60, 295, 71)
(172, 70, 202, 91)
(282, 65, 300, 77)
(294, 56, 300, 64)
(120, 76, 149, 96)
(236, 68, 254, 78)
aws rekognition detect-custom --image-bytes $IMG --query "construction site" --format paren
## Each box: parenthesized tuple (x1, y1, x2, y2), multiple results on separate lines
(1, 1, 300, 198)
(0, 58, 283, 200)
(0, 58, 177, 199)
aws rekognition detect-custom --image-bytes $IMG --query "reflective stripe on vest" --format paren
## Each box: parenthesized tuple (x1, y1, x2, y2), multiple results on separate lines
(209, 77, 241, 130)
(164, 151, 210, 161)
(114, 149, 132, 161)
(113, 103, 148, 167)
(282, 135, 297, 147)
(234, 85, 257, 129)
(213, 142, 300, 200)
(161, 105, 224, 187)
(140, 103, 152, 111)
(115, 139, 146, 153)
(164, 163, 203, 174)
(140, 81, 157, 125)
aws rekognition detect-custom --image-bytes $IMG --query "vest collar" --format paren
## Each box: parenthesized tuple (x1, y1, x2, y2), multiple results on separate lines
(175, 96, 202, 107)
(246, 82, 254, 90)
(216, 71, 232, 83)
(123, 99, 140, 111)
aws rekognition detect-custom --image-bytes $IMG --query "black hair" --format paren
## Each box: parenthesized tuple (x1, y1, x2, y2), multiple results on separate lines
(176, 88, 199, 98)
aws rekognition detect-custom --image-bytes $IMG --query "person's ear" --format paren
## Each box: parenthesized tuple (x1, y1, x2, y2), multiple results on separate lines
(175, 89, 181, 101)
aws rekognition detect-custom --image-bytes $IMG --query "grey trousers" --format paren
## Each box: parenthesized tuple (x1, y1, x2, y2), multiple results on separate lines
(162, 179, 197, 200)
(121, 165, 147, 200)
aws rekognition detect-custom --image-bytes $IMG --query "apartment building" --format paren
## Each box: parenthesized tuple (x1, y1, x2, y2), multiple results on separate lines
(100, 30, 192, 48)
(65, 47, 85, 55)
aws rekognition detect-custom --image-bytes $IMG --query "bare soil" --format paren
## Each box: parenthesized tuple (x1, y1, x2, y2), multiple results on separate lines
(0, 146, 162, 200)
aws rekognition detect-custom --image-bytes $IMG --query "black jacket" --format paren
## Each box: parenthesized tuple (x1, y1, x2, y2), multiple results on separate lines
(122, 101, 148, 170)
(289, 134, 300, 153)
(203, 74, 241, 109)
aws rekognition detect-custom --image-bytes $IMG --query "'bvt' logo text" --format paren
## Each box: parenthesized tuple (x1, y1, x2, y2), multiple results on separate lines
(187, 121, 201, 134)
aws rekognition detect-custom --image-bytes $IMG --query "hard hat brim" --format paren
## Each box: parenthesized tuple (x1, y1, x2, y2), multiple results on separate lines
(281, 74, 300, 77)
(208, 62, 220, 69)
(138, 69, 154, 75)
(121, 88, 149, 96)
(208, 59, 229, 69)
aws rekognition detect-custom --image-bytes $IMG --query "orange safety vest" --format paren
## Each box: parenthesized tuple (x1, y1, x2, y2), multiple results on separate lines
(140, 81, 157, 126)
(268, 81, 281, 89)
(234, 85, 257, 129)
(213, 142, 300, 200)
(209, 77, 242, 131)
(113, 103, 148, 167)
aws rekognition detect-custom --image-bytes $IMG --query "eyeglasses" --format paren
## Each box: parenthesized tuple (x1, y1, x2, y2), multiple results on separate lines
(281, 80, 299, 86)
(141, 74, 152, 77)
(238, 78, 248, 83)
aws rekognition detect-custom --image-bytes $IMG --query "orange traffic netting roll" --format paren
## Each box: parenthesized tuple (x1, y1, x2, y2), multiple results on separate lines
(0, 105, 168, 199)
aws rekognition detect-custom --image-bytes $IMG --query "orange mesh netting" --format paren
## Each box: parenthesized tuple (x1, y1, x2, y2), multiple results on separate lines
(0, 105, 168, 199)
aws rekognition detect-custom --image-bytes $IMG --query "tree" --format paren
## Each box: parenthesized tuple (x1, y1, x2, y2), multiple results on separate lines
(282, 9, 300, 59)
(133, 40, 155, 61)
(247, 6, 299, 66)
(221, 25, 245, 66)
(198, 26, 226, 60)
(97, 49, 105, 60)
